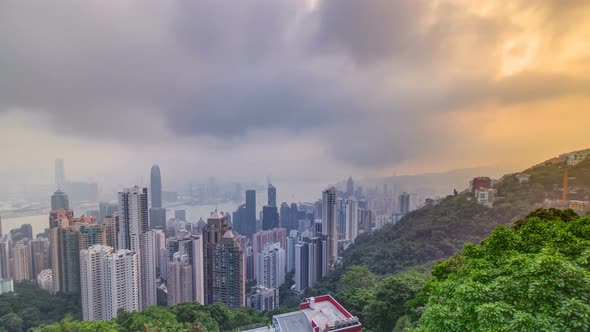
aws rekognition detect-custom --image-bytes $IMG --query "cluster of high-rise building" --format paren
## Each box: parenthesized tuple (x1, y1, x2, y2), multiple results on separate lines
(0, 159, 374, 326)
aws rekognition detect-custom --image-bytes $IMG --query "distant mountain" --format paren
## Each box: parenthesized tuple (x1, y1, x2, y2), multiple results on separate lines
(360, 166, 514, 198)
(343, 153, 590, 275)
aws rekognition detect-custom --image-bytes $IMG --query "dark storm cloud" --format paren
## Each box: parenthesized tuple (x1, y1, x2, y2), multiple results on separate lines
(0, 0, 589, 169)
(168, 74, 353, 137)
(311, 0, 513, 67)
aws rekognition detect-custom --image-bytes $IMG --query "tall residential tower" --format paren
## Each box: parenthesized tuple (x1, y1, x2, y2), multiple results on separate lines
(118, 186, 156, 310)
(322, 187, 338, 268)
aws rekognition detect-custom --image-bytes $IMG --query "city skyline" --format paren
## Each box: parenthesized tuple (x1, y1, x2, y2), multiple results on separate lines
(0, 1, 588, 330)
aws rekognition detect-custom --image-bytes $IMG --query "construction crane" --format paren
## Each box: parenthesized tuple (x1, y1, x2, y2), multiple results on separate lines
(563, 165, 569, 201)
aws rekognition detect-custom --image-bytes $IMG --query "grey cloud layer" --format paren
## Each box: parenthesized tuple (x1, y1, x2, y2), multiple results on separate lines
(0, 0, 588, 169)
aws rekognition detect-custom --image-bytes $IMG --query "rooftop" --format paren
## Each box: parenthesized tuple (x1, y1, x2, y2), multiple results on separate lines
(273, 311, 314, 332)
(300, 295, 361, 332)
(222, 229, 235, 239)
(209, 209, 224, 220)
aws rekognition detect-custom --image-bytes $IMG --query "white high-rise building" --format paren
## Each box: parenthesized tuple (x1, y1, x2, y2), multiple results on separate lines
(250, 286, 279, 311)
(256, 242, 285, 289)
(141, 230, 158, 309)
(0, 239, 10, 280)
(159, 247, 170, 281)
(167, 253, 193, 306)
(345, 199, 359, 243)
(152, 229, 166, 272)
(190, 234, 205, 305)
(37, 269, 53, 294)
(286, 230, 298, 273)
(13, 241, 32, 281)
(322, 187, 338, 267)
(80, 245, 139, 321)
(118, 187, 156, 310)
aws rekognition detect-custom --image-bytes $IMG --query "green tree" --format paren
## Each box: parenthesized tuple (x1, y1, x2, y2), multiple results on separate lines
(416, 211, 590, 332)
(339, 265, 377, 292)
(362, 272, 428, 332)
(172, 303, 219, 332)
(32, 316, 120, 332)
(0, 313, 23, 332)
(128, 306, 179, 332)
(336, 287, 374, 325)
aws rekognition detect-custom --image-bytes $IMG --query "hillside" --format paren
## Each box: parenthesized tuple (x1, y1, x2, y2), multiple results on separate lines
(411, 209, 590, 331)
(343, 153, 590, 275)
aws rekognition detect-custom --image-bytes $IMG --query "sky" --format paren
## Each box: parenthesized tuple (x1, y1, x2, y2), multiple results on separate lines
(0, 0, 589, 198)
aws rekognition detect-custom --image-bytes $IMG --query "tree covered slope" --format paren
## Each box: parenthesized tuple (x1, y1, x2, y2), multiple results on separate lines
(414, 209, 590, 331)
(344, 157, 590, 275)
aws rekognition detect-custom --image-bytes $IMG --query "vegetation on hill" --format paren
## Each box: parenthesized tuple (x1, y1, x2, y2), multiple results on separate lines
(344, 157, 590, 276)
(497, 157, 590, 202)
(412, 209, 590, 331)
(32, 303, 270, 332)
(0, 281, 80, 332)
(343, 193, 528, 275)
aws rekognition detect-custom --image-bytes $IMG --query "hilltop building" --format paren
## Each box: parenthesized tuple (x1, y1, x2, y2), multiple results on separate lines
(243, 295, 361, 332)
(560, 149, 590, 166)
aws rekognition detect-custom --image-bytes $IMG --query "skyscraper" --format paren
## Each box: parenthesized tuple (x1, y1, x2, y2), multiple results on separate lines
(212, 229, 245, 308)
(150, 165, 162, 208)
(149, 208, 166, 231)
(308, 236, 328, 287)
(118, 186, 156, 310)
(167, 253, 193, 306)
(279, 203, 290, 229)
(262, 206, 279, 230)
(51, 190, 70, 211)
(256, 242, 285, 289)
(55, 159, 65, 190)
(322, 187, 338, 268)
(150, 166, 166, 230)
(345, 199, 359, 243)
(290, 203, 299, 231)
(56, 220, 103, 294)
(399, 192, 410, 215)
(37, 269, 53, 294)
(250, 286, 279, 311)
(80, 245, 139, 321)
(245, 190, 256, 236)
(232, 204, 247, 236)
(101, 217, 118, 249)
(268, 184, 276, 207)
(151, 229, 166, 272)
(294, 235, 327, 293)
(174, 210, 186, 221)
(163, 234, 204, 304)
(0, 239, 10, 280)
(286, 230, 298, 274)
(49, 209, 73, 293)
(98, 202, 117, 225)
(202, 211, 245, 308)
(31, 237, 49, 279)
(346, 176, 354, 198)
(294, 241, 309, 293)
(12, 241, 32, 281)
